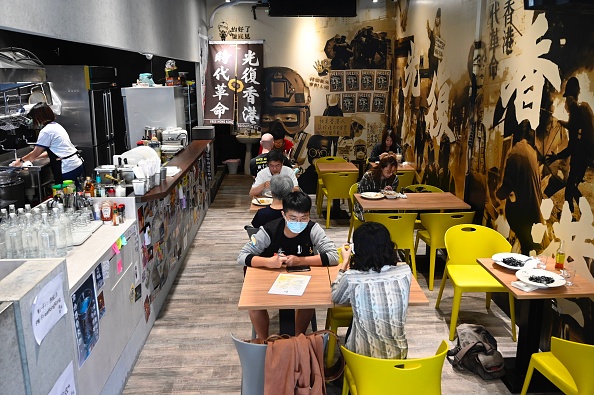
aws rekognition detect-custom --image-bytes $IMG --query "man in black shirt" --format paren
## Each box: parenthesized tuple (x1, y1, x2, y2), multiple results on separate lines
(238, 192, 339, 338)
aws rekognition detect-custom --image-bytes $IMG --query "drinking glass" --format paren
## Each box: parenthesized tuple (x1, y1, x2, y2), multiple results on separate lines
(536, 254, 548, 270)
(561, 268, 576, 286)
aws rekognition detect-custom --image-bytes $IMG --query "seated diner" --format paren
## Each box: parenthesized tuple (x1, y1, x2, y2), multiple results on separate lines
(251, 174, 294, 228)
(355, 152, 399, 221)
(249, 149, 299, 197)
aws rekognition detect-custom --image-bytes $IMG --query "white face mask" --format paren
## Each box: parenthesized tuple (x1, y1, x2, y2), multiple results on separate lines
(286, 220, 307, 234)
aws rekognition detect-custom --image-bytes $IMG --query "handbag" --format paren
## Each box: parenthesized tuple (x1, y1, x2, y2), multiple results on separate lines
(447, 324, 506, 380)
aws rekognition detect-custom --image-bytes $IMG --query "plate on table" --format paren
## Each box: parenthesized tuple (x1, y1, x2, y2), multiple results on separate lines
(252, 197, 273, 206)
(491, 252, 538, 271)
(516, 269, 565, 288)
(360, 192, 384, 199)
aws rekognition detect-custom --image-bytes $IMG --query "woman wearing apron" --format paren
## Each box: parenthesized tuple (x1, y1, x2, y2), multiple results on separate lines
(13, 103, 84, 187)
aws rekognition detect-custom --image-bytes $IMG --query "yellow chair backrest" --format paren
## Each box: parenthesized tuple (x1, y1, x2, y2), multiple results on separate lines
(551, 337, 594, 394)
(321, 172, 359, 198)
(444, 224, 511, 265)
(341, 340, 448, 395)
(349, 182, 358, 211)
(395, 171, 415, 190)
(404, 184, 444, 193)
(419, 212, 475, 250)
(314, 156, 347, 175)
(364, 213, 418, 250)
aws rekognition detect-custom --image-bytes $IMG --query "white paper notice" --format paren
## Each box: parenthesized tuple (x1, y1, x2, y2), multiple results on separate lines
(31, 273, 68, 345)
(48, 361, 77, 395)
(268, 274, 311, 296)
(102, 260, 110, 279)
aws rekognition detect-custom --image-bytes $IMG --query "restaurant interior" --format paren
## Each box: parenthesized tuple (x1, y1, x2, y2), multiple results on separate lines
(1, 0, 594, 394)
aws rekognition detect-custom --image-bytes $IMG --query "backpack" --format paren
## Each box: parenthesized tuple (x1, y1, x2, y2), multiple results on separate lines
(447, 324, 506, 380)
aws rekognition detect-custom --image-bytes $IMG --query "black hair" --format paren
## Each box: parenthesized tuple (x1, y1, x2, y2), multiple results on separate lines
(371, 153, 398, 181)
(28, 102, 56, 127)
(380, 128, 398, 153)
(350, 222, 397, 272)
(269, 120, 287, 141)
(267, 149, 285, 164)
(282, 191, 311, 214)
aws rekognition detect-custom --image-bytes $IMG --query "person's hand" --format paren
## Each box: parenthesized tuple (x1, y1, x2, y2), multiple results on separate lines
(267, 254, 286, 268)
(384, 185, 393, 191)
(379, 152, 389, 160)
(10, 158, 22, 167)
(545, 153, 557, 165)
(284, 255, 302, 266)
(264, 181, 271, 190)
(340, 244, 352, 268)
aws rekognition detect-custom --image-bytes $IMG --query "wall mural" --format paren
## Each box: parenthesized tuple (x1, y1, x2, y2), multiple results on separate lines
(211, 0, 593, 344)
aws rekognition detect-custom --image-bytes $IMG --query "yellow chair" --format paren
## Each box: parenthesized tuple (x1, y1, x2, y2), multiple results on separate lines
(364, 213, 419, 278)
(521, 337, 594, 395)
(341, 340, 448, 395)
(319, 172, 359, 228)
(395, 171, 415, 191)
(403, 184, 444, 193)
(414, 211, 475, 291)
(347, 183, 363, 242)
(435, 224, 517, 341)
(325, 306, 353, 368)
(315, 156, 347, 216)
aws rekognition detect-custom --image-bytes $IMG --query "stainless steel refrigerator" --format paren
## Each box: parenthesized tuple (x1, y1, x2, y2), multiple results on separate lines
(45, 65, 126, 175)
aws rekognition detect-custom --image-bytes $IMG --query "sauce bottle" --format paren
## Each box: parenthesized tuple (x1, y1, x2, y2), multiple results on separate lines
(555, 241, 565, 270)
(100, 200, 113, 223)
(112, 203, 119, 226)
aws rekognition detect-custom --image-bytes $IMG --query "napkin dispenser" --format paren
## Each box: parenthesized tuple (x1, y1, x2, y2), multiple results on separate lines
(161, 128, 188, 147)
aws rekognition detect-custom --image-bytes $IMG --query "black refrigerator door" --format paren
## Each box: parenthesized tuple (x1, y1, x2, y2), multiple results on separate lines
(89, 90, 110, 146)
(107, 87, 127, 154)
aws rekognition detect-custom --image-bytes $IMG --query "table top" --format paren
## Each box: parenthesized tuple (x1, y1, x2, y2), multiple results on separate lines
(477, 258, 594, 300)
(370, 161, 415, 172)
(355, 192, 471, 211)
(238, 266, 335, 310)
(316, 162, 359, 173)
(328, 265, 429, 306)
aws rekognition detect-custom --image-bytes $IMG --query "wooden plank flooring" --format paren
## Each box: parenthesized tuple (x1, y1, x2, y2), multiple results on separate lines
(123, 174, 516, 394)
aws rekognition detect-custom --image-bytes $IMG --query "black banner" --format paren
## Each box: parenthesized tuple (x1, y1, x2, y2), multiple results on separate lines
(204, 42, 263, 128)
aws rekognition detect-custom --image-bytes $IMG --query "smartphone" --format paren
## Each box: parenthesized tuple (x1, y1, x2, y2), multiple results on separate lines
(286, 265, 311, 272)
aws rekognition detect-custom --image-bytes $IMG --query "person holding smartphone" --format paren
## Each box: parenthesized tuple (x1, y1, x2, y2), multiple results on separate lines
(238, 191, 339, 339)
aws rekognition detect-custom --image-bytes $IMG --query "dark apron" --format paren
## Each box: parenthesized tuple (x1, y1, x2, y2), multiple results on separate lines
(47, 148, 82, 184)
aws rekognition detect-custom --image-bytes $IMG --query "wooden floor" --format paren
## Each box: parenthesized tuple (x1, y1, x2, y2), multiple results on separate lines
(123, 174, 517, 394)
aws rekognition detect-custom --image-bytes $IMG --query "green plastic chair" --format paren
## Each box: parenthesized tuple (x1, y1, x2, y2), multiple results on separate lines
(319, 172, 359, 228)
(402, 184, 444, 193)
(347, 183, 363, 242)
(395, 171, 415, 190)
(315, 156, 347, 216)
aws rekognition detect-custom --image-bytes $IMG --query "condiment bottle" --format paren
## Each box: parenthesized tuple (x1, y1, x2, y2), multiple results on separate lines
(112, 203, 118, 226)
(118, 204, 125, 224)
(101, 200, 113, 223)
(84, 176, 95, 198)
(555, 241, 565, 270)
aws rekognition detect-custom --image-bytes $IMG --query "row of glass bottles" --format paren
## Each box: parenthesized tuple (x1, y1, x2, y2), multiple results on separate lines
(0, 203, 94, 259)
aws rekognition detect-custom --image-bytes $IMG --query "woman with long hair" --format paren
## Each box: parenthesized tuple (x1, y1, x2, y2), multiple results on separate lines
(332, 222, 412, 358)
(354, 153, 399, 220)
(369, 128, 400, 162)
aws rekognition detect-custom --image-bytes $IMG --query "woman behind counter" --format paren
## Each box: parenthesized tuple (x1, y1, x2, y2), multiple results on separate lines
(369, 128, 400, 163)
(332, 222, 412, 359)
(13, 103, 84, 185)
(354, 153, 399, 221)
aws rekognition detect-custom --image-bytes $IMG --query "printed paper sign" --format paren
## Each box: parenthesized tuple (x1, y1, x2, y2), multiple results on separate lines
(48, 361, 77, 395)
(32, 273, 67, 345)
(268, 273, 311, 296)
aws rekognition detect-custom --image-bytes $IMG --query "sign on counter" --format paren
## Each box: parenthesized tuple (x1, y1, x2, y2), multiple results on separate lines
(31, 272, 68, 345)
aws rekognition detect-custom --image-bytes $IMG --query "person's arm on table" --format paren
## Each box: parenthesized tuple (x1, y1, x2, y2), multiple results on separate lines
(331, 244, 352, 304)
(309, 222, 339, 266)
(249, 171, 269, 197)
(237, 228, 285, 268)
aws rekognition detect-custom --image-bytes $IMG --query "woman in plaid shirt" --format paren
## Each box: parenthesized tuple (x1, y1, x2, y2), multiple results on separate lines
(354, 153, 399, 220)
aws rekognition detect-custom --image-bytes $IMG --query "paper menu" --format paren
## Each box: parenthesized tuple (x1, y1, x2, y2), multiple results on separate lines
(268, 273, 311, 296)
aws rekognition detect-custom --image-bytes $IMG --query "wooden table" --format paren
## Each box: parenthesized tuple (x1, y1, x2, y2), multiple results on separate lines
(328, 265, 429, 306)
(477, 258, 594, 393)
(369, 161, 415, 172)
(355, 192, 471, 212)
(238, 266, 335, 335)
(316, 162, 359, 174)
(249, 196, 272, 211)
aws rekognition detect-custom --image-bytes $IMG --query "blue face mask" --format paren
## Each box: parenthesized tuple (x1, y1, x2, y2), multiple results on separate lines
(286, 220, 308, 234)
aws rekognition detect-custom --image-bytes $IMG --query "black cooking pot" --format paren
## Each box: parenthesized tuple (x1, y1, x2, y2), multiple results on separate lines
(0, 177, 25, 208)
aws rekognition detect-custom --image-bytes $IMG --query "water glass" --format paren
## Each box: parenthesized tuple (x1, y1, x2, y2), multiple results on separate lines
(536, 254, 548, 270)
(561, 268, 576, 286)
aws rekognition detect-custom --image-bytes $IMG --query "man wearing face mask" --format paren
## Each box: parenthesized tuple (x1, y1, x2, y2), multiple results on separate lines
(238, 191, 339, 339)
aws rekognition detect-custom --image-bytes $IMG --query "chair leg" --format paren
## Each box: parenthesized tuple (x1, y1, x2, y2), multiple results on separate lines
(347, 218, 354, 242)
(449, 288, 463, 341)
(508, 294, 517, 342)
(485, 292, 492, 309)
(428, 246, 437, 291)
(414, 232, 420, 255)
(409, 248, 417, 279)
(325, 198, 331, 228)
(435, 269, 448, 309)
(317, 193, 324, 217)
(325, 312, 338, 368)
(520, 360, 536, 395)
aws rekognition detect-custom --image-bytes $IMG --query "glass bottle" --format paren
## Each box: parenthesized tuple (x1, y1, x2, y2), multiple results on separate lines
(555, 241, 565, 270)
(38, 213, 57, 258)
(51, 208, 69, 257)
(84, 176, 95, 198)
(56, 205, 74, 250)
(22, 213, 39, 259)
(6, 213, 23, 259)
(0, 210, 6, 259)
(8, 204, 15, 216)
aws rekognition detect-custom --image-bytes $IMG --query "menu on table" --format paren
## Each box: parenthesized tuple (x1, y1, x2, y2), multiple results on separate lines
(268, 274, 311, 296)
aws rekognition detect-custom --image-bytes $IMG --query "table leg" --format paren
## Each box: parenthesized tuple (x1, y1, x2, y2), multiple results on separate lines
(279, 309, 295, 336)
(501, 299, 552, 393)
